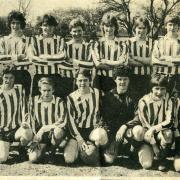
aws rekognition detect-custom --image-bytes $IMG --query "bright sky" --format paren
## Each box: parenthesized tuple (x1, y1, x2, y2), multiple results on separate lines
(0, 0, 100, 22)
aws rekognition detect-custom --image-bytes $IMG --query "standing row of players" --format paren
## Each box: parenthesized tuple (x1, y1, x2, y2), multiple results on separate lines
(0, 10, 180, 172)
(0, 11, 179, 97)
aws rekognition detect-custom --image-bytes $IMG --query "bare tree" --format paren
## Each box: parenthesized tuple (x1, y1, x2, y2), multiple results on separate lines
(18, 0, 32, 17)
(99, 0, 135, 37)
(146, 0, 180, 39)
(99, 0, 180, 38)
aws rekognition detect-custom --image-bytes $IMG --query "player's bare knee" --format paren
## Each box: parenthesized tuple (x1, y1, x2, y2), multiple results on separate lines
(132, 125, 145, 141)
(51, 127, 65, 146)
(28, 150, 42, 163)
(15, 128, 33, 146)
(104, 153, 115, 164)
(141, 160, 153, 169)
(89, 128, 108, 146)
(0, 154, 9, 163)
(174, 156, 180, 172)
(64, 139, 78, 164)
(0, 141, 10, 163)
(64, 152, 77, 164)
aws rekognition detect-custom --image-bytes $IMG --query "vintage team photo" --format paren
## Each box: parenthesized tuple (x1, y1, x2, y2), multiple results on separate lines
(0, 0, 180, 177)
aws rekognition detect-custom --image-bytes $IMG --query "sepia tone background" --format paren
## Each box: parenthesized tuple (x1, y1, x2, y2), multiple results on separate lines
(0, 0, 180, 178)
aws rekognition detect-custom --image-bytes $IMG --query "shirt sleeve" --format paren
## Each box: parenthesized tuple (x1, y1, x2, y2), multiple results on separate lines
(0, 37, 5, 55)
(152, 39, 161, 64)
(138, 99, 151, 129)
(55, 99, 67, 128)
(126, 111, 141, 128)
(153, 98, 174, 132)
(29, 97, 39, 134)
(117, 41, 128, 63)
(57, 37, 66, 58)
(66, 96, 83, 142)
(91, 40, 101, 65)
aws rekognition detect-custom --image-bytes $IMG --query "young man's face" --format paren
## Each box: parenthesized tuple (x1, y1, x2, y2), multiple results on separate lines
(2, 73, 15, 90)
(166, 22, 179, 35)
(70, 26, 83, 41)
(115, 76, 129, 93)
(135, 25, 147, 38)
(151, 86, 166, 101)
(103, 25, 115, 38)
(11, 19, 22, 33)
(41, 23, 55, 37)
(40, 84, 54, 102)
(76, 74, 90, 90)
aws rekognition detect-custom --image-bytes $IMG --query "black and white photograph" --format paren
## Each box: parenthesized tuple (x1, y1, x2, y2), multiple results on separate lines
(0, 0, 180, 178)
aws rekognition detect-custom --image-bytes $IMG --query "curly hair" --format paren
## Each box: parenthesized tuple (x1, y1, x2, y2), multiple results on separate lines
(113, 66, 132, 80)
(133, 17, 150, 35)
(7, 10, 26, 29)
(40, 14, 58, 26)
(38, 77, 55, 89)
(150, 74, 168, 89)
(164, 15, 180, 26)
(101, 13, 119, 36)
(75, 68, 92, 81)
(69, 17, 86, 31)
(1, 65, 16, 77)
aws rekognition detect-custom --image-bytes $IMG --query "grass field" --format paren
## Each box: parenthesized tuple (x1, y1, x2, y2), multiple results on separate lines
(0, 150, 180, 177)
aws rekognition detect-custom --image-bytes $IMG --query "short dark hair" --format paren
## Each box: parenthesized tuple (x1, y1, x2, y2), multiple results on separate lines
(133, 17, 150, 34)
(69, 17, 86, 31)
(113, 67, 132, 80)
(40, 14, 58, 26)
(75, 68, 92, 81)
(7, 10, 26, 29)
(38, 77, 54, 89)
(150, 74, 168, 89)
(164, 15, 180, 26)
(1, 65, 16, 77)
(101, 13, 119, 36)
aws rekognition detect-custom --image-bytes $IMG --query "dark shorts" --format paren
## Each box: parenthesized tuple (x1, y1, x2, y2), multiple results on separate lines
(68, 128, 95, 143)
(0, 128, 18, 143)
(40, 131, 53, 145)
(175, 137, 180, 155)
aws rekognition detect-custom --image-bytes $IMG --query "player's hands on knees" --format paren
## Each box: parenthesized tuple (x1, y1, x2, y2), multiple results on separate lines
(77, 138, 88, 151)
(144, 127, 156, 143)
(21, 122, 30, 129)
(116, 125, 128, 142)
(28, 141, 41, 153)
(81, 142, 89, 151)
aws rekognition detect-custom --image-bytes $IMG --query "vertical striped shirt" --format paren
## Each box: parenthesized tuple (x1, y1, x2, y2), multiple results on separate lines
(59, 39, 93, 77)
(30, 34, 65, 74)
(30, 95, 66, 133)
(64, 39, 92, 62)
(92, 37, 128, 77)
(172, 97, 180, 137)
(138, 93, 174, 132)
(152, 35, 180, 58)
(0, 34, 31, 56)
(152, 36, 180, 74)
(0, 84, 26, 131)
(0, 34, 31, 70)
(67, 87, 101, 139)
(127, 37, 153, 75)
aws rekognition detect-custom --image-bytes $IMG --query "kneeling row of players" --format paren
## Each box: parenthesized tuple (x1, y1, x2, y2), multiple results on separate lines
(0, 67, 180, 172)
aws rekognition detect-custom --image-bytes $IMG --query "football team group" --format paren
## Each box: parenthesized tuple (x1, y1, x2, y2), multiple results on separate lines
(0, 9, 180, 172)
